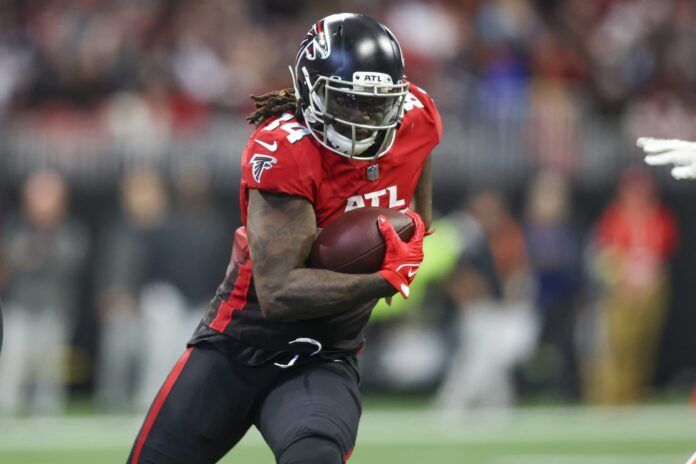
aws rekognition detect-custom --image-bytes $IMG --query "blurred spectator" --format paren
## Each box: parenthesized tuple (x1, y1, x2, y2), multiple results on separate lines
(523, 171, 582, 400)
(436, 190, 536, 410)
(149, 165, 228, 332)
(136, 166, 228, 409)
(589, 167, 678, 404)
(435, 202, 501, 410)
(0, 170, 88, 415)
(0, 0, 691, 127)
(94, 168, 167, 410)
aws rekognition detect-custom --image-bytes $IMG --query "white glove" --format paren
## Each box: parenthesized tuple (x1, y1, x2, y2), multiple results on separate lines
(638, 137, 696, 180)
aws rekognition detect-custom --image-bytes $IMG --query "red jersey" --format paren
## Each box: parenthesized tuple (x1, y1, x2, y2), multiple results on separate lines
(191, 84, 441, 358)
(595, 203, 677, 289)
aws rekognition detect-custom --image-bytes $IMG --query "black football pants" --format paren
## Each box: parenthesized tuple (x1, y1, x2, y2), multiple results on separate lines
(127, 342, 361, 464)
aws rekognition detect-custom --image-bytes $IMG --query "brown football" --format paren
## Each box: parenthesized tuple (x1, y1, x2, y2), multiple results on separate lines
(309, 207, 415, 274)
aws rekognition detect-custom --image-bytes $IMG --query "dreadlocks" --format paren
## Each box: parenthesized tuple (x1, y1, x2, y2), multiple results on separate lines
(246, 88, 303, 126)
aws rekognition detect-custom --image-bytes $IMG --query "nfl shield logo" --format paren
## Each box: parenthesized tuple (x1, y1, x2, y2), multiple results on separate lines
(366, 164, 380, 182)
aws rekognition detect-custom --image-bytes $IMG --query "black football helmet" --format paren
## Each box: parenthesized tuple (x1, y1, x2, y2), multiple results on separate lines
(291, 13, 409, 160)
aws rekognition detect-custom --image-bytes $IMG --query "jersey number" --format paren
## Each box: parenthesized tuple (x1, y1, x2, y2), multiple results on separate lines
(263, 113, 311, 143)
(403, 92, 425, 113)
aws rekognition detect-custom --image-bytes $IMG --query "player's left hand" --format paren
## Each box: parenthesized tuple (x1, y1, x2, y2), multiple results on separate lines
(377, 211, 426, 299)
(638, 137, 696, 180)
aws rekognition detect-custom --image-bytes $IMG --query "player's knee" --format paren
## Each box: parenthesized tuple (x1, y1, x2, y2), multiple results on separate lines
(278, 436, 343, 464)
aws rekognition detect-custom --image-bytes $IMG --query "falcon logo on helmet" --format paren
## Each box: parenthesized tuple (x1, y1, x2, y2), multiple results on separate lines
(299, 21, 331, 61)
(250, 154, 277, 183)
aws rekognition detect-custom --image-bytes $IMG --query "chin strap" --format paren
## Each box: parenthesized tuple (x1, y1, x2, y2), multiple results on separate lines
(326, 124, 376, 156)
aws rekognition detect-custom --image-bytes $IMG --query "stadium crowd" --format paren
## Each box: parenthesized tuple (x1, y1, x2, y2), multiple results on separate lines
(0, 0, 695, 415)
(1, 0, 695, 145)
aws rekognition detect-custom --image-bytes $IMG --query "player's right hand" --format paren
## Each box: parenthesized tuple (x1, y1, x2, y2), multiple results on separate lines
(376, 211, 426, 299)
(638, 137, 696, 180)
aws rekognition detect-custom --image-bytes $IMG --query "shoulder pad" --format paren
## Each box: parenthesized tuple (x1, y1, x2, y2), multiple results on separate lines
(403, 83, 443, 143)
(242, 113, 321, 201)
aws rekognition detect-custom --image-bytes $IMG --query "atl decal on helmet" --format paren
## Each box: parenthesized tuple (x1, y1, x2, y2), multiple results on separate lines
(250, 154, 277, 183)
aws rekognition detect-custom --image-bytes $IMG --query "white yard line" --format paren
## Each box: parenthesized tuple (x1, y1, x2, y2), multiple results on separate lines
(490, 455, 690, 464)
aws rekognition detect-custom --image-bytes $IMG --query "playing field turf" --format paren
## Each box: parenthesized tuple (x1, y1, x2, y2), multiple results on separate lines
(1, 403, 694, 463)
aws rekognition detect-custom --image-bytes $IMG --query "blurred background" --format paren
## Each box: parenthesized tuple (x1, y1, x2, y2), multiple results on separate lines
(0, 0, 695, 463)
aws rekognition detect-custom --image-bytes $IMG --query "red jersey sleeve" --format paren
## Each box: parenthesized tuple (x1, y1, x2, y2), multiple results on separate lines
(241, 125, 316, 202)
(408, 83, 443, 147)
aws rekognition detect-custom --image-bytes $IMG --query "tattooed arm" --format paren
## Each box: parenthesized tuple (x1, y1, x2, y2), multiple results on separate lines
(247, 189, 396, 322)
(412, 157, 432, 230)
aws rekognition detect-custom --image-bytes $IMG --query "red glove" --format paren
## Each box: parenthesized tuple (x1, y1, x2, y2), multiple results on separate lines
(377, 211, 427, 299)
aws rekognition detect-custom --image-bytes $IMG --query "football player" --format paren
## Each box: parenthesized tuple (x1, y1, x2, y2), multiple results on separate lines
(128, 13, 441, 464)
(639, 137, 696, 180)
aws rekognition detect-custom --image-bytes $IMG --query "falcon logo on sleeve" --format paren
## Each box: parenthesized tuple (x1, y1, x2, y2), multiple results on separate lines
(250, 154, 278, 183)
